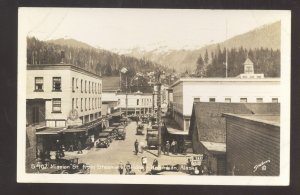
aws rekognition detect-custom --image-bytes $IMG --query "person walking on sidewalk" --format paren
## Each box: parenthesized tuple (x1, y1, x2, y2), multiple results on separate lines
(165, 141, 170, 156)
(77, 139, 83, 154)
(134, 139, 139, 155)
(125, 161, 132, 175)
(141, 156, 147, 172)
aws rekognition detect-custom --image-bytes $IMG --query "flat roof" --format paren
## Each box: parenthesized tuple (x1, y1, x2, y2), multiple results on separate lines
(27, 64, 102, 79)
(200, 141, 226, 153)
(170, 77, 280, 88)
(223, 113, 280, 127)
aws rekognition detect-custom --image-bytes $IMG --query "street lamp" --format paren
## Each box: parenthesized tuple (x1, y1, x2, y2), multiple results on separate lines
(120, 67, 128, 117)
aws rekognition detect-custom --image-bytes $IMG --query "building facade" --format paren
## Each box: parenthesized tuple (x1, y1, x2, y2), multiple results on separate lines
(27, 64, 102, 128)
(170, 78, 280, 131)
(117, 92, 153, 115)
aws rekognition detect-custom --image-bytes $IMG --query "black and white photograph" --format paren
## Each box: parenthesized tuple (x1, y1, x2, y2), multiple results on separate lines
(17, 8, 291, 185)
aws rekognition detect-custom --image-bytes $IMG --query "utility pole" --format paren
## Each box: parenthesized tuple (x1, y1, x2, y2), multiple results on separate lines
(125, 76, 128, 117)
(225, 19, 228, 78)
(156, 72, 162, 157)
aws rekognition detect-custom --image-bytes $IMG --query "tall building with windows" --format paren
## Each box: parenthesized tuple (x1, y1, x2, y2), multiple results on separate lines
(27, 64, 102, 128)
(170, 77, 280, 132)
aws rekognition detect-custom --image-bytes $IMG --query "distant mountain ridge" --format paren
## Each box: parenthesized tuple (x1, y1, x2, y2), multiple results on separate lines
(121, 21, 281, 72)
(47, 38, 94, 49)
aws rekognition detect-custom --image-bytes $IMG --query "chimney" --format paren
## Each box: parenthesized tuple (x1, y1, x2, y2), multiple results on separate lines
(60, 51, 65, 64)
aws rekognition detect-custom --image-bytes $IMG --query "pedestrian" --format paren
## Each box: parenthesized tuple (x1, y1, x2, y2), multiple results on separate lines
(152, 159, 158, 170)
(141, 156, 147, 172)
(134, 139, 139, 155)
(171, 140, 176, 154)
(125, 161, 132, 175)
(118, 161, 124, 175)
(77, 139, 83, 154)
(85, 136, 92, 150)
(165, 141, 170, 156)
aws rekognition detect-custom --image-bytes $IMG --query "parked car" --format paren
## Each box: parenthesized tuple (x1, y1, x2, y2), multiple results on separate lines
(103, 128, 116, 140)
(136, 124, 144, 135)
(96, 132, 111, 148)
(116, 127, 126, 140)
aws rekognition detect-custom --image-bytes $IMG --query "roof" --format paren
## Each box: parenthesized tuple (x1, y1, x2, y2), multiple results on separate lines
(189, 103, 280, 143)
(27, 64, 101, 79)
(102, 76, 121, 91)
(244, 58, 254, 65)
(170, 77, 280, 88)
(36, 127, 64, 135)
(223, 113, 280, 127)
(200, 141, 226, 153)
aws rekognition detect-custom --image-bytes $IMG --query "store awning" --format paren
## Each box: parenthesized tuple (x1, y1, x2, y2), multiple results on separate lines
(62, 128, 87, 133)
(110, 111, 124, 117)
(36, 128, 64, 135)
(166, 126, 189, 135)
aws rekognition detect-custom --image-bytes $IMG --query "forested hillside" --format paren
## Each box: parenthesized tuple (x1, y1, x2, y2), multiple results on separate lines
(195, 46, 280, 78)
(27, 37, 170, 78)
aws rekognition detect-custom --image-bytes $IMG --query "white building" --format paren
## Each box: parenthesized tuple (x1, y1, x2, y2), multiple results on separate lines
(170, 77, 280, 131)
(27, 64, 102, 128)
(117, 91, 153, 115)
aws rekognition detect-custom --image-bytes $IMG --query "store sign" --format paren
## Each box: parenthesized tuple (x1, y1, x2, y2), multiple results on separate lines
(191, 154, 204, 166)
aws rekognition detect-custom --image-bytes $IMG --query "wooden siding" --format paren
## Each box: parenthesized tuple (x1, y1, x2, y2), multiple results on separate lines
(226, 116, 280, 176)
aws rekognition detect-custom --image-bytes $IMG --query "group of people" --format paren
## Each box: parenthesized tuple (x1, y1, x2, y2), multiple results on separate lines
(118, 157, 159, 175)
(163, 140, 179, 155)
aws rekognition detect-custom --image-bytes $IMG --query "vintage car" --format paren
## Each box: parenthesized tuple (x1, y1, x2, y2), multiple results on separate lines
(96, 132, 111, 148)
(37, 157, 90, 174)
(136, 124, 144, 135)
(102, 128, 117, 139)
(116, 127, 126, 140)
(111, 122, 121, 127)
(146, 129, 158, 148)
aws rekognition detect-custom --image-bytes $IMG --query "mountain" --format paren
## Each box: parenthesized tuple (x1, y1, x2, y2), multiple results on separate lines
(121, 21, 281, 72)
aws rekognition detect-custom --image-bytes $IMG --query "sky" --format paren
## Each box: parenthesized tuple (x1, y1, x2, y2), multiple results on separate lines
(20, 8, 288, 51)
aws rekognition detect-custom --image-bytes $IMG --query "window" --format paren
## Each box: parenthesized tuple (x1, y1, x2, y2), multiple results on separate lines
(81, 98, 83, 111)
(89, 98, 90, 110)
(240, 98, 247, 103)
(81, 79, 83, 93)
(76, 98, 78, 108)
(89, 81, 90, 93)
(76, 78, 78, 89)
(34, 77, 43, 91)
(52, 98, 61, 112)
(209, 98, 216, 102)
(52, 77, 61, 91)
(72, 77, 75, 92)
(193, 98, 200, 102)
(92, 98, 94, 109)
(137, 99, 139, 105)
(272, 98, 279, 103)
(85, 98, 87, 111)
(92, 82, 94, 93)
(100, 84, 102, 94)
(256, 98, 263, 103)
(72, 98, 74, 110)
(85, 80, 87, 93)
(225, 98, 231, 103)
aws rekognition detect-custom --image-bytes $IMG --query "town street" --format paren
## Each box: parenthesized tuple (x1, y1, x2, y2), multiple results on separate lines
(65, 121, 189, 175)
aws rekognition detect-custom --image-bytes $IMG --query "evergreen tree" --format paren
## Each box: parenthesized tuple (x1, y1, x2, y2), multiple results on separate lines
(195, 54, 205, 77)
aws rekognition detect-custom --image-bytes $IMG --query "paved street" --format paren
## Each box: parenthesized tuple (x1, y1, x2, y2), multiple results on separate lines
(64, 121, 189, 175)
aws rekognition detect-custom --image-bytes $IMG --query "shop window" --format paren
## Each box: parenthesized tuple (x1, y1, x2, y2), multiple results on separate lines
(34, 77, 43, 91)
(52, 98, 61, 112)
(52, 77, 61, 91)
